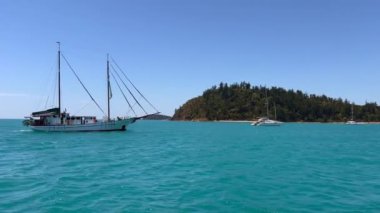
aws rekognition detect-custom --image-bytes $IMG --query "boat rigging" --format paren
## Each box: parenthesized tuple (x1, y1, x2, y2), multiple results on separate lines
(23, 43, 159, 132)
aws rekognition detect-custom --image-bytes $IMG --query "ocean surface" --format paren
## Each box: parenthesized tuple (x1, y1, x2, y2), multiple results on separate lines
(0, 119, 379, 212)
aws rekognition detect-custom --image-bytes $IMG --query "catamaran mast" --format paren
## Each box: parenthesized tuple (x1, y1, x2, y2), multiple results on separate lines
(57, 42, 62, 123)
(107, 54, 110, 121)
(265, 90, 269, 118)
(274, 102, 277, 120)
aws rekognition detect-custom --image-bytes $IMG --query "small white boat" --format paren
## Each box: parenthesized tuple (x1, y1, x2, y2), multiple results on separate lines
(346, 104, 356, 125)
(345, 120, 368, 125)
(23, 43, 158, 132)
(345, 120, 358, 125)
(251, 117, 282, 126)
(251, 90, 282, 126)
(345, 103, 367, 125)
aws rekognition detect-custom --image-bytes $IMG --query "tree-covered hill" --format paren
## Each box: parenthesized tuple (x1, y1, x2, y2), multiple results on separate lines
(172, 82, 380, 122)
(143, 114, 172, 120)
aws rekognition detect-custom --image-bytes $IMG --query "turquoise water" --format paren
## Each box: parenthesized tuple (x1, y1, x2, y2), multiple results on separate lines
(1, 120, 379, 212)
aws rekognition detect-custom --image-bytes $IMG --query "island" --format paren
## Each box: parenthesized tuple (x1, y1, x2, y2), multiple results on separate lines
(143, 114, 172, 120)
(172, 82, 380, 122)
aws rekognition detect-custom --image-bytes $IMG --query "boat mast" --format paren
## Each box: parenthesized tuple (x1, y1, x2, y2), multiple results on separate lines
(274, 102, 277, 120)
(57, 42, 62, 123)
(265, 90, 269, 118)
(107, 54, 110, 121)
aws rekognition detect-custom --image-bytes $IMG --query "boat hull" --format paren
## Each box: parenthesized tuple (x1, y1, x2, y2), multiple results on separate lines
(255, 122, 282, 126)
(251, 119, 282, 126)
(345, 121, 368, 125)
(29, 119, 134, 132)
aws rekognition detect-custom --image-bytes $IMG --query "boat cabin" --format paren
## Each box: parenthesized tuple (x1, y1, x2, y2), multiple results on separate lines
(66, 116, 97, 125)
(29, 108, 97, 126)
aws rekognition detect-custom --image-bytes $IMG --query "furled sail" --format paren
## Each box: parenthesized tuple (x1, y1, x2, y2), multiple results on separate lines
(32, 107, 60, 117)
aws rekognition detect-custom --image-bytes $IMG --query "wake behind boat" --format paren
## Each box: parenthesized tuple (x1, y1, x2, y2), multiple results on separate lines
(23, 43, 159, 132)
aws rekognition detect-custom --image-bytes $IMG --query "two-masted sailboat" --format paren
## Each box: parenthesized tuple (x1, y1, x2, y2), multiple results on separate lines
(23, 43, 158, 132)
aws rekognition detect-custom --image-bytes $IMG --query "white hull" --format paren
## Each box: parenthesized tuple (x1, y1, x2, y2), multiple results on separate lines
(251, 119, 282, 126)
(256, 122, 282, 126)
(345, 121, 368, 125)
(30, 119, 134, 132)
(346, 121, 357, 125)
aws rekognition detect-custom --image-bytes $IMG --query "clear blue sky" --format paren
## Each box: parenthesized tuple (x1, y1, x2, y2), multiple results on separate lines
(1, 0, 379, 118)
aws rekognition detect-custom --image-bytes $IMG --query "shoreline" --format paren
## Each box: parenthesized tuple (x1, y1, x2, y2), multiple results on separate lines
(172, 119, 380, 124)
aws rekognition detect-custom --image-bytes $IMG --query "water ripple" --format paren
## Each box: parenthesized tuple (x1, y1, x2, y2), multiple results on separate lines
(1, 120, 380, 212)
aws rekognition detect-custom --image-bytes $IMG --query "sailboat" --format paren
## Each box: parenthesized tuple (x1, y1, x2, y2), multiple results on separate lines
(23, 43, 158, 132)
(346, 104, 357, 125)
(345, 103, 367, 125)
(251, 90, 282, 126)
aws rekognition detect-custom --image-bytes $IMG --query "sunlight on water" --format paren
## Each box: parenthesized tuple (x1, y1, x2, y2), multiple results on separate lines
(1, 120, 380, 212)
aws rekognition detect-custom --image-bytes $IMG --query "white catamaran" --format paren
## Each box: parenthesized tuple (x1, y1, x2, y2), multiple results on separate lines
(251, 90, 282, 126)
(23, 43, 158, 132)
(345, 103, 367, 125)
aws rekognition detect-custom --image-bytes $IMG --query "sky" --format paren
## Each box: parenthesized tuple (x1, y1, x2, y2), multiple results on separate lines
(1, 0, 380, 118)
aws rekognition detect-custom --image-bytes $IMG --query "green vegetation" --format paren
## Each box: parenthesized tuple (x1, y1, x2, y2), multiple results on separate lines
(143, 114, 172, 120)
(172, 82, 380, 122)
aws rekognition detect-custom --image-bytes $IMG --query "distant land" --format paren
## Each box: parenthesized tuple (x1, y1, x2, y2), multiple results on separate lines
(143, 114, 172, 120)
(172, 82, 380, 122)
